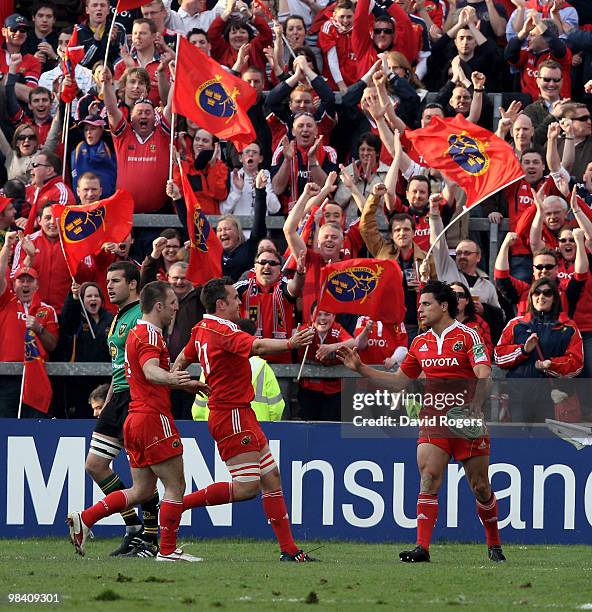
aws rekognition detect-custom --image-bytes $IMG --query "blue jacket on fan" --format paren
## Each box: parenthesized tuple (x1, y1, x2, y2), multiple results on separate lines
(71, 141, 117, 201)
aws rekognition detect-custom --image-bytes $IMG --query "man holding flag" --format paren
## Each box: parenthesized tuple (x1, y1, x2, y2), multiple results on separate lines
(74, 0, 126, 68)
(0, 232, 57, 417)
(102, 63, 171, 217)
(284, 173, 344, 321)
(38, 27, 94, 115)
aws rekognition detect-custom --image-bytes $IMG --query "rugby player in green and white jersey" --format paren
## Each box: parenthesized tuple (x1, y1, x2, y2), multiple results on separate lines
(83, 261, 160, 557)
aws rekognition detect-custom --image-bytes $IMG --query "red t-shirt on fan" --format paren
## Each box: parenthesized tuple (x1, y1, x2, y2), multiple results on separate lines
(354, 317, 408, 365)
(0, 289, 58, 362)
(125, 320, 173, 417)
(183, 314, 256, 411)
(112, 117, 170, 213)
(299, 322, 352, 394)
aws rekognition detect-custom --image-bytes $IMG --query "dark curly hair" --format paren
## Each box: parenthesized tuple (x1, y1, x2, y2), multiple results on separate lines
(420, 280, 459, 319)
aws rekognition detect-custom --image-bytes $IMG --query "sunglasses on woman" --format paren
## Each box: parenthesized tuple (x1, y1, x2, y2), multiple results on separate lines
(533, 288, 554, 297)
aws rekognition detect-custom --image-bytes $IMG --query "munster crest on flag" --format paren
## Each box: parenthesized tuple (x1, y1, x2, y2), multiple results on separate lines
(53, 190, 134, 275)
(172, 37, 257, 147)
(405, 114, 524, 208)
(179, 165, 223, 285)
(318, 259, 405, 323)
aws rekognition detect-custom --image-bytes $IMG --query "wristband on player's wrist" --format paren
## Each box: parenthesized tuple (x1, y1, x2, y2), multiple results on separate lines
(521, 344, 528, 355)
(287, 337, 293, 350)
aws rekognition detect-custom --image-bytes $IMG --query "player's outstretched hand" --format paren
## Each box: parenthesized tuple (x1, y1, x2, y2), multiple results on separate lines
(289, 326, 315, 349)
(336, 346, 362, 373)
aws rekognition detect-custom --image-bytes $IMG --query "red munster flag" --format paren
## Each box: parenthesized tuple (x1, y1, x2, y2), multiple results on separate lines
(318, 259, 405, 323)
(23, 325, 52, 414)
(116, 0, 152, 11)
(172, 37, 257, 148)
(61, 28, 85, 103)
(180, 165, 223, 285)
(404, 114, 524, 209)
(53, 190, 134, 275)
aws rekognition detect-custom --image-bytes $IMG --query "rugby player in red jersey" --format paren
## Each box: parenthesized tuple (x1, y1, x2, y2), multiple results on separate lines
(338, 280, 506, 563)
(67, 281, 209, 562)
(173, 277, 316, 562)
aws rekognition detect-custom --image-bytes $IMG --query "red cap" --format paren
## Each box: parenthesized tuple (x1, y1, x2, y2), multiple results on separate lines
(0, 196, 13, 214)
(13, 266, 39, 280)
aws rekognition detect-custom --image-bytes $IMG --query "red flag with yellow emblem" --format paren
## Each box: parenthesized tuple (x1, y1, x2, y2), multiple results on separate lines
(180, 163, 223, 285)
(404, 114, 524, 209)
(52, 190, 134, 276)
(317, 259, 405, 324)
(172, 37, 257, 148)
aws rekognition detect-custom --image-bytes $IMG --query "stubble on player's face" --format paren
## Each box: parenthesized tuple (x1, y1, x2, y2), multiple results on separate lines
(417, 293, 446, 327)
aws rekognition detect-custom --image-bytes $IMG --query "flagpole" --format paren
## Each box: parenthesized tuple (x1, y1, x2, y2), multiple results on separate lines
(99, 8, 119, 100)
(55, 217, 97, 340)
(423, 177, 522, 265)
(169, 35, 181, 181)
(61, 102, 68, 144)
(61, 103, 71, 180)
(169, 112, 176, 180)
(17, 303, 30, 420)
(103, 12, 118, 72)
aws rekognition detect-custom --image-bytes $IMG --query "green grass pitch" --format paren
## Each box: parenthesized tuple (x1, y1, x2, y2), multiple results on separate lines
(0, 539, 591, 610)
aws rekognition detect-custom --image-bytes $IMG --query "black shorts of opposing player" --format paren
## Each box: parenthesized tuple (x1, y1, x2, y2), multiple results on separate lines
(94, 390, 131, 439)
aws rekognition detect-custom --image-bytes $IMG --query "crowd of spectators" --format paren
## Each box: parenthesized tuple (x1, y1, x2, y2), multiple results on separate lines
(1, 0, 592, 423)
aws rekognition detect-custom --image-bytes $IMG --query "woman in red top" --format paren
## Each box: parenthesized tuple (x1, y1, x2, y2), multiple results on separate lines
(297, 309, 356, 422)
(207, 3, 272, 75)
(174, 129, 229, 215)
(450, 282, 493, 359)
